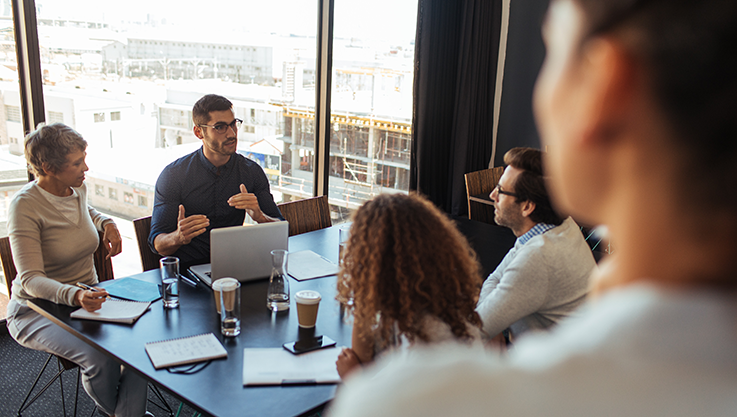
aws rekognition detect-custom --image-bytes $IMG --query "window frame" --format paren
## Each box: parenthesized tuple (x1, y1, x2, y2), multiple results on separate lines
(12, 0, 407, 200)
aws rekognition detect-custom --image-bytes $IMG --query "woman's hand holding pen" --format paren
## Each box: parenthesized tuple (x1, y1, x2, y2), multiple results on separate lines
(75, 283, 108, 312)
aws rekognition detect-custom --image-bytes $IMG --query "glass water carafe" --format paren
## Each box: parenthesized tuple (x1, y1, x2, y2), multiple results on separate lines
(266, 249, 290, 311)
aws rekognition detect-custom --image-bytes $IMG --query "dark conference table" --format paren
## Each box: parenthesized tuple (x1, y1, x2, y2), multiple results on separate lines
(28, 219, 515, 417)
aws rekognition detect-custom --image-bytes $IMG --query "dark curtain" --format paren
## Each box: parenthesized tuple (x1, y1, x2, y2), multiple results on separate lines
(493, 0, 549, 167)
(410, 0, 503, 215)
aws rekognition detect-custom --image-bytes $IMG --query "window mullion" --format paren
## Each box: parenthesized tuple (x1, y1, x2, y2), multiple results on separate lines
(314, 0, 334, 197)
(12, 0, 45, 136)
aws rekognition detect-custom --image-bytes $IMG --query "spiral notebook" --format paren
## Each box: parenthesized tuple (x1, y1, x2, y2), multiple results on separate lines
(145, 333, 228, 370)
(70, 299, 151, 324)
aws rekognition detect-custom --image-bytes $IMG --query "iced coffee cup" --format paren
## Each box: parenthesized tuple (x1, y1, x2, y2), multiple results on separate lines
(295, 290, 321, 328)
(212, 277, 239, 314)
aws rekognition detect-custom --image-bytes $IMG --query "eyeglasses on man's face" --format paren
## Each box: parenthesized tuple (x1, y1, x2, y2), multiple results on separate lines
(494, 184, 519, 198)
(198, 118, 243, 134)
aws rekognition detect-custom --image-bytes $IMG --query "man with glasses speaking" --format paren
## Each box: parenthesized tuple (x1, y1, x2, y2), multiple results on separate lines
(476, 147, 595, 345)
(149, 94, 283, 267)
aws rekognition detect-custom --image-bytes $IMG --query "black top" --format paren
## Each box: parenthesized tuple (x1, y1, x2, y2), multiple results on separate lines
(149, 147, 284, 264)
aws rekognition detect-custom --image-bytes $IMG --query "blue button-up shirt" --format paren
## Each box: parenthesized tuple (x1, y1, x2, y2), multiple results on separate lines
(149, 147, 283, 265)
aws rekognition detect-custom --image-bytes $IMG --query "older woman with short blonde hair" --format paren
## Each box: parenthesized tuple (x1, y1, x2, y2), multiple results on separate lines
(6, 123, 149, 416)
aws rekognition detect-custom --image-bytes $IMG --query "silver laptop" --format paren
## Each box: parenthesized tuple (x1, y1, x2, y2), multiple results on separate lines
(189, 222, 289, 287)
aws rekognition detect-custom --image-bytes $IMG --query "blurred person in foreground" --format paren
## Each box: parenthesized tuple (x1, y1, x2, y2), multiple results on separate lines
(328, 0, 737, 415)
(335, 193, 482, 379)
(476, 147, 595, 344)
(6, 123, 149, 416)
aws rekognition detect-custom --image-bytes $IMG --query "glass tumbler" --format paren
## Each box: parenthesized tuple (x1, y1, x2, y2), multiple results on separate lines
(160, 256, 180, 308)
(339, 224, 351, 265)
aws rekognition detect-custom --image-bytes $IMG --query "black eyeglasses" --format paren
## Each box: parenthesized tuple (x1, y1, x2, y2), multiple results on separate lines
(494, 184, 519, 198)
(197, 118, 243, 134)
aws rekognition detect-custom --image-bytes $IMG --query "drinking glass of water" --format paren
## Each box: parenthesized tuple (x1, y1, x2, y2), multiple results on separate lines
(159, 256, 180, 309)
(267, 249, 290, 311)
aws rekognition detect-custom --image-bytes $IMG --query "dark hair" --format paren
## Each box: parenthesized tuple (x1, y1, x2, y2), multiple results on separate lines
(574, 0, 737, 211)
(24, 123, 87, 176)
(192, 94, 233, 125)
(337, 193, 482, 352)
(504, 147, 562, 226)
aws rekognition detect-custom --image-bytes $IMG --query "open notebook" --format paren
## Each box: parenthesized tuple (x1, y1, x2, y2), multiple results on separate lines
(70, 299, 151, 324)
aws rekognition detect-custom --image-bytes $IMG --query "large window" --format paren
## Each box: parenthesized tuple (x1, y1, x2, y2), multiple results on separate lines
(7, 0, 418, 277)
(0, 9, 30, 312)
(327, 0, 417, 213)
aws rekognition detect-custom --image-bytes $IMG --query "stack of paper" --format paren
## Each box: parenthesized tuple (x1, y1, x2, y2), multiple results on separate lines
(243, 346, 342, 386)
(288, 250, 340, 281)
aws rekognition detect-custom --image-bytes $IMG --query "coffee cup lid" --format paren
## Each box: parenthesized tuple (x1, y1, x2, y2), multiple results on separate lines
(212, 277, 239, 290)
(295, 290, 321, 304)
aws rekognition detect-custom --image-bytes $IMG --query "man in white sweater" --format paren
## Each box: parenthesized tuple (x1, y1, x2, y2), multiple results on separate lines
(476, 147, 595, 341)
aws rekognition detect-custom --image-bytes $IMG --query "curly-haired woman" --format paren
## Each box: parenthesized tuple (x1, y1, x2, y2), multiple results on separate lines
(335, 193, 482, 378)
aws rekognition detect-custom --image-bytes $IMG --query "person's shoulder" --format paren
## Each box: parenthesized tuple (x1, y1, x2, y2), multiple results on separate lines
(330, 344, 498, 417)
(332, 285, 737, 417)
(166, 148, 201, 169)
(8, 183, 43, 224)
(158, 148, 203, 183)
(10, 182, 39, 205)
(529, 218, 589, 254)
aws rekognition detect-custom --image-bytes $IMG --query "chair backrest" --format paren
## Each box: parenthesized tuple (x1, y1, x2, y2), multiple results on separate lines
(133, 216, 162, 272)
(277, 195, 332, 237)
(93, 231, 115, 282)
(0, 236, 17, 296)
(1, 232, 113, 297)
(465, 166, 504, 201)
(464, 166, 504, 224)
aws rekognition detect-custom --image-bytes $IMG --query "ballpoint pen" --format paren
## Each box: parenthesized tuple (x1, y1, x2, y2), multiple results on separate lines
(179, 273, 198, 288)
(76, 282, 101, 292)
(75, 282, 116, 299)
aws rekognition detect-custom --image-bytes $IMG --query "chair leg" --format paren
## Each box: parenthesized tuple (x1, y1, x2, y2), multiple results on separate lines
(57, 359, 67, 417)
(148, 383, 175, 416)
(17, 353, 81, 417)
(17, 354, 58, 415)
(73, 365, 81, 417)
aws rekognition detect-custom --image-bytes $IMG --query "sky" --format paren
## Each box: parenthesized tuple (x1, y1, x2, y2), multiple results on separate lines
(35, 0, 418, 44)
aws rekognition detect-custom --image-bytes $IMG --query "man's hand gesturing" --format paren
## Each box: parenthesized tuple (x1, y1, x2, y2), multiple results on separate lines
(176, 204, 209, 245)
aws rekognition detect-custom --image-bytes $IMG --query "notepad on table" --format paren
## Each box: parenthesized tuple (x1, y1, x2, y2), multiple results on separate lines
(243, 346, 342, 386)
(287, 250, 340, 281)
(145, 333, 228, 370)
(70, 299, 151, 324)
